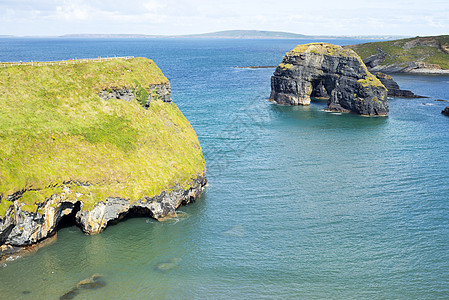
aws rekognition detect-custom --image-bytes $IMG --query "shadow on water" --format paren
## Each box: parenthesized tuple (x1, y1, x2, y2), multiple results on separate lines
(269, 101, 389, 129)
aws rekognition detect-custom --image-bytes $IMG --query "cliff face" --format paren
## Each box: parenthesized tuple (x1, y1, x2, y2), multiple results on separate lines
(0, 58, 206, 250)
(270, 43, 388, 116)
(348, 35, 449, 74)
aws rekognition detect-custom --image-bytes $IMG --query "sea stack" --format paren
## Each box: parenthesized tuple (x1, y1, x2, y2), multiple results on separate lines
(0, 57, 206, 253)
(270, 43, 389, 116)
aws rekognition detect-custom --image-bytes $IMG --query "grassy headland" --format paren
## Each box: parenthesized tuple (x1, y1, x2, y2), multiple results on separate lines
(348, 35, 449, 70)
(0, 57, 205, 216)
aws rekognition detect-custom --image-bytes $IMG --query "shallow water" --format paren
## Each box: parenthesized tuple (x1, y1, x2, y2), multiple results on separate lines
(0, 38, 448, 299)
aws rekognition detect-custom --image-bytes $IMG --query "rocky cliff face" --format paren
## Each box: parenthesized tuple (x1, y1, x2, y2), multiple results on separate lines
(270, 43, 388, 116)
(374, 72, 424, 98)
(1, 174, 206, 246)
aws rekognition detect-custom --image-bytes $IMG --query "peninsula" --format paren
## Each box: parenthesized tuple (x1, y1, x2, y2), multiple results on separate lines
(0, 57, 206, 256)
(347, 35, 449, 74)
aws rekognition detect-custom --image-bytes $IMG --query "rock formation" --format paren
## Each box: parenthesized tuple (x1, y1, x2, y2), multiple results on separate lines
(374, 72, 424, 98)
(442, 107, 449, 116)
(0, 57, 206, 255)
(270, 43, 388, 116)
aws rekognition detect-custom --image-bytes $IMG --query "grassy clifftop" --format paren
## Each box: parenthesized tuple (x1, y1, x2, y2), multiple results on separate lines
(348, 35, 449, 70)
(0, 57, 205, 216)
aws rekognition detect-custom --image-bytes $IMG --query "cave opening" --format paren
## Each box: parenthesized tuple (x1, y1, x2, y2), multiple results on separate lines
(56, 201, 82, 230)
(310, 77, 335, 100)
(106, 206, 155, 227)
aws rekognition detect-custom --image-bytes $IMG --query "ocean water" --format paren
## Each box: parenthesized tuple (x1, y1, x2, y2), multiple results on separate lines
(0, 38, 448, 299)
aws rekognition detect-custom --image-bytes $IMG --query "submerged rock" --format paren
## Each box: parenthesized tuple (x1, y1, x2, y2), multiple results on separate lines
(60, 274, 106, 300)
(155, 258, 181, 272)
(270, 43, 388, 116)
(442, 107, 449, 116)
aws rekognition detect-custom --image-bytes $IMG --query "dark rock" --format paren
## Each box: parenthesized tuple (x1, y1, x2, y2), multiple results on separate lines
(148, 83, 172, 103)
(98, 88, 135, 102)
(442, 107, 449, 116)
(270, 43, 388, 116)
(98, 82, 172, 108)
(375, 72, 425, 98)
(312, 81, 329, 98)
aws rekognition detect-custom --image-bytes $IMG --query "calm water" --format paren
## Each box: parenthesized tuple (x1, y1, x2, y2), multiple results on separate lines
(1, 38, 448, 299)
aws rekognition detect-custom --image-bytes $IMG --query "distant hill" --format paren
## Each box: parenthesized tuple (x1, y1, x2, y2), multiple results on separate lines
(61, 34, 160, 38)
(58, 31, 406, 40)
(175, 30, 308, 39)
(347, 35, 449, 73)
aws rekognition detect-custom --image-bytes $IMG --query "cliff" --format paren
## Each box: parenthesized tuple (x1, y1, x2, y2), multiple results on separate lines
(347, 35, 449, 73)
(270, 43, 388, 116)
(0, 57, 206, 251)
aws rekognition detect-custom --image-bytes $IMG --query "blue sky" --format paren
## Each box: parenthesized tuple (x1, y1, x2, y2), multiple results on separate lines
(1, 0, 448, 36)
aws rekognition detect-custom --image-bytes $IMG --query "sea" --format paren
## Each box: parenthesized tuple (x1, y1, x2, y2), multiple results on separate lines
(0, 38, 448, 299)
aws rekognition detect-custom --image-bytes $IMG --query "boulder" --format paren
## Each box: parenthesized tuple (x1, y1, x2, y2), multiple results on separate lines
(442, 107, 449, 116)
(270, 43, 388, 116)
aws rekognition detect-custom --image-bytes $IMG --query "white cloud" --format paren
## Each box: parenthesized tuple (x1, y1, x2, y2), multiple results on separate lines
(0, 0, 448, 36)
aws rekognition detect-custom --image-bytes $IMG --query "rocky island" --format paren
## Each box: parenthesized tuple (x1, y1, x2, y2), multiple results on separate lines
(348, 35, 449, 74)
(270, 43, 388, 116)
(0, 57, 206, 257)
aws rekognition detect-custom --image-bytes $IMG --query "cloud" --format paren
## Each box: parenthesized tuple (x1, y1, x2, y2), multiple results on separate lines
(1, 0, 448, 36)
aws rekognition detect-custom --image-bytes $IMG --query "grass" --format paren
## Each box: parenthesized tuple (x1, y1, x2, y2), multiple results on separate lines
(287, 43, 360, 58)
(348, 35, 449, 69)
(0, 57, 205, 216)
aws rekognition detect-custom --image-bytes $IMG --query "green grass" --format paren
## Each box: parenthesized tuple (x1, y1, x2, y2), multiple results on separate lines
(288, 43, 360, 58)
(349, 35, 449, 69)
(0, 57, 205, 216)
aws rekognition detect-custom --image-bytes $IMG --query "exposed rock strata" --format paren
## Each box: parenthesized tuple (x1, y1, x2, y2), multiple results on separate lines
(149, 83, 172, 103)
(270, 43, 388, 116)
(98, 83, 172, 108)
(442, 107, 449, 116)
(0, 174, 206, 247)
(374, 72, 424, 98)
(98, 88, 135, 102)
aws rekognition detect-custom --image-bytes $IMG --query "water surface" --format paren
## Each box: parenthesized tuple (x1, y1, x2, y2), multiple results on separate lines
(0, 38, 448, 299)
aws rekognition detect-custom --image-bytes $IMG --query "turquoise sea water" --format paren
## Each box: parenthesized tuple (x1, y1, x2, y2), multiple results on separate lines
(0, 38, 448, 299)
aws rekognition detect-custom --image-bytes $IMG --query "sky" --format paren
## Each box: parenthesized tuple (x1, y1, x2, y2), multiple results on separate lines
(1, 0, 448, 36)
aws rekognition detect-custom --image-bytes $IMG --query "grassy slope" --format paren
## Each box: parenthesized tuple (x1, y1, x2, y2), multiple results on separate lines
(348, 35, 449, 69)
(0, 58, 205, 216)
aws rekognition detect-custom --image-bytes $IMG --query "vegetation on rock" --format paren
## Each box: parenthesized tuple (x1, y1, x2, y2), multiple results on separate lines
(0, 57, 205, 217)
(348, 35, 449, 70)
